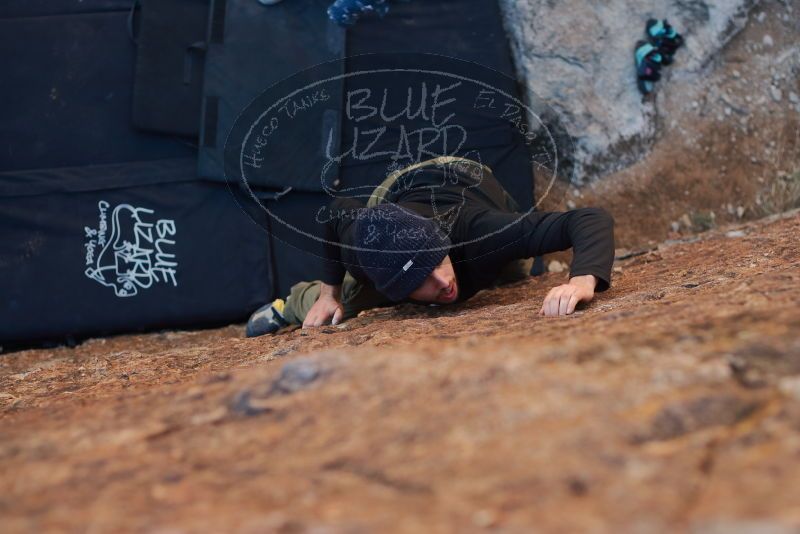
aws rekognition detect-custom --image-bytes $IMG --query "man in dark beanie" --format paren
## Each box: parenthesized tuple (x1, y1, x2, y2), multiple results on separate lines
(351, 202, 452, 301)
(246, 156, 615, 336)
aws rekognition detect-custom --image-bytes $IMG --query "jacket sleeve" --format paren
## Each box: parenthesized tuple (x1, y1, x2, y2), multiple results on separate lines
(319, 197, 366, 286)
(464, 206, 616, 291)
(523, 207, 615, 291)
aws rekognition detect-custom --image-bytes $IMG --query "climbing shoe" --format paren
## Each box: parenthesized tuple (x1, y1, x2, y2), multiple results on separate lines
(246, 298, 290, 337)
(634, 40, 664, 94)
(646, 18, 684, 65)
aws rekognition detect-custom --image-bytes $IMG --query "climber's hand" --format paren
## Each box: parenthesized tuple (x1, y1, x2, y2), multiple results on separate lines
(303, 283, 344, 328)
(539, 275, 597, 317)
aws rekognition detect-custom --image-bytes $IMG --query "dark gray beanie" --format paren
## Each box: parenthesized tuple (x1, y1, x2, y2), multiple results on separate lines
(354, 203, 451, 301)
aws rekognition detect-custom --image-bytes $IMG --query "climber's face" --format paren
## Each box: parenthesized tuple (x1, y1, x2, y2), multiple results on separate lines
(409, 255, 459, 304)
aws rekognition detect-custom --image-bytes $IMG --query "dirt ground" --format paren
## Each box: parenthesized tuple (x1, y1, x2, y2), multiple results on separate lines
(2, 209, 799, 532)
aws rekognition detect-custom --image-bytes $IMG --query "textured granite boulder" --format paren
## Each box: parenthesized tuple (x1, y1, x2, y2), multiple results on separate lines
(499, 0, 760, 182)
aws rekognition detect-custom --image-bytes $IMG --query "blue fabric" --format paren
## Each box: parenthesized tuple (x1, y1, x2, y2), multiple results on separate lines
(327, 0, 392, 26)
(648, 20, 665, 37)
(649, 19, 678, 39)
(635, 42, 658, 64)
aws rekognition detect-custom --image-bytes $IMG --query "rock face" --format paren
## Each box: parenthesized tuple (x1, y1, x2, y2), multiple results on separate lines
(498, 0, 760, 182)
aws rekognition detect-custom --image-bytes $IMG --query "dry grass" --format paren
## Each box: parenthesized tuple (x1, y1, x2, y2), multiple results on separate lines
(754, 169, 800, 217)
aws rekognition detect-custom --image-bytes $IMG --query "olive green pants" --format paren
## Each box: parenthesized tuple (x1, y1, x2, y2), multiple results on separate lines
(282, 157, 530, 325)
(282, 272, 393, 324)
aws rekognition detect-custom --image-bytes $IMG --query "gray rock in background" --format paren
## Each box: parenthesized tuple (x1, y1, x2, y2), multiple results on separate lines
(498, 0, 760, 184)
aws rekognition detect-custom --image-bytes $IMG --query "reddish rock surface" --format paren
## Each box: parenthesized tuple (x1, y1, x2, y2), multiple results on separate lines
(2, 211, 799, 532)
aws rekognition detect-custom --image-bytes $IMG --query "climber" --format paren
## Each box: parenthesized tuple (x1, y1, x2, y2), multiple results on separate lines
(246, 156, 615, 337)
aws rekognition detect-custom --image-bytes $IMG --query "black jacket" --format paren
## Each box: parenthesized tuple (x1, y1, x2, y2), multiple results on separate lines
(320, 165, 615, 302)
